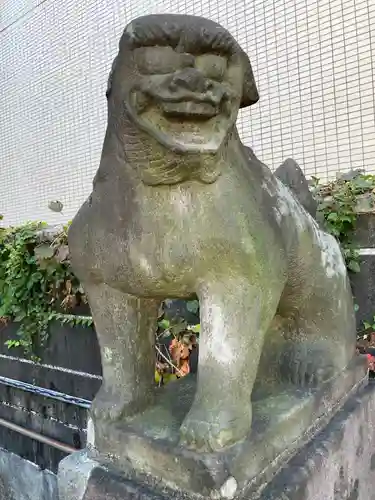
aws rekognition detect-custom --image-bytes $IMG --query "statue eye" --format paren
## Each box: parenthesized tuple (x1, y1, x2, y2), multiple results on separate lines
(134, 47, 194, 74)
(195, 54, 227, 81)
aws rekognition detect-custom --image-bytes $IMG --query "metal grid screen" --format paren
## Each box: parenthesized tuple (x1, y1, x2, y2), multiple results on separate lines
(1, 0, 375, 225)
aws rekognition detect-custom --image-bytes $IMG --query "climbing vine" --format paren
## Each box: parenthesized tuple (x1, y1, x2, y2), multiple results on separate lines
(0, 217, 92, 357)
(311, 171, 375, 350)
(311, 171, 375, 273)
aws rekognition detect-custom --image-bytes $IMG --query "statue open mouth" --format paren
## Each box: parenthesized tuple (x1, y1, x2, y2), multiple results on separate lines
(128, 86, 233, 152)
(161, 100, 217, 119)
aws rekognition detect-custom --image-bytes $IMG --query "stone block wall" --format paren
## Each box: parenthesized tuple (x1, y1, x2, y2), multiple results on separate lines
(261, 383, 375, 500)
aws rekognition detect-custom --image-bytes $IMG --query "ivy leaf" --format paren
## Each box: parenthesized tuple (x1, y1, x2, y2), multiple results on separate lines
(34, 244, 54, 261)
(186, 300, 199, 314)
(352, 177, 372, 190)
(347, 260, 360, 273)
(155, 370, 162, 385)
(5, 340, 20, 349)
(158, 319, 170, 330)
(189, 324, 201, 334)
(14, 312, 26, 322)
(340, 215, 354, 223)
(171, 321, 187, 334)
(364, 322, 372, 330)
(327, 212, 339, 222)
(163, 373, 178, 384)
(329, 226, 341, 237)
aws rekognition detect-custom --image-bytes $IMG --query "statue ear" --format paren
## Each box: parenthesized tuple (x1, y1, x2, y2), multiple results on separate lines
(240, 56, 259, 108)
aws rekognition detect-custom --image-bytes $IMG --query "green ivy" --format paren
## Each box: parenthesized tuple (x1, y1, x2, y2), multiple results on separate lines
(0, 219, 88, 357)
(311, 172, 375, 274)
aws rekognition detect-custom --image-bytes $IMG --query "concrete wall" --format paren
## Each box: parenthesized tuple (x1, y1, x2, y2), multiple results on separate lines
(0, 447, 57, 500)
(1, 0, 375, 225)
(0, 320, 101, 473)
(0, 322, 97, 499)
(261, 382, 375, 500)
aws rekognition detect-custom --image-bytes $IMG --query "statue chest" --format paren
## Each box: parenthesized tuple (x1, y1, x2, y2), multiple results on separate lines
(98, 183, 283, 296)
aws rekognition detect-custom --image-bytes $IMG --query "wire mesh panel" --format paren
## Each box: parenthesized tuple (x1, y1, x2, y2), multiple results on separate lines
(1, 0, 375, 224)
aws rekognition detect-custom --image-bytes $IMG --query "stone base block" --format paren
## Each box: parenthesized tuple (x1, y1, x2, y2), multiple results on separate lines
(88, 357, 367, 498)
(0, 447, 57, 500)
(59, 381, 375, 500)
(58, 359, 374, 500)
(262, 381, 375, 500)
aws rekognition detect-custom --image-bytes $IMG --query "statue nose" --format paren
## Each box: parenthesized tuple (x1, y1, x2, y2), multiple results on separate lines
(170, 68, 209, 93)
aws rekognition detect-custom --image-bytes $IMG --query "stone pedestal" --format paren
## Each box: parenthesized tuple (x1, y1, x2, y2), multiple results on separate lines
(59, 380, 375, 500)
(261, 381, 375, 500)
(58, 359, 371, 500)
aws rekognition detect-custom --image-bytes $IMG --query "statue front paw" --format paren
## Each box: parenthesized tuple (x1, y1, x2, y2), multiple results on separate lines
(91, 386, 130, 422)
(91, 385, 151, 422)
(179, 403, 252, 452)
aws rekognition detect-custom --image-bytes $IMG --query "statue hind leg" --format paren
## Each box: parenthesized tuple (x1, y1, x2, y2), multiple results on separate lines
(83, 282, 160, 422)
(279, 269, 356, 388)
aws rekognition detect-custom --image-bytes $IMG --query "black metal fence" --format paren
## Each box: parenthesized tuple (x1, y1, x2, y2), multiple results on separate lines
(0, 321, 101, 472)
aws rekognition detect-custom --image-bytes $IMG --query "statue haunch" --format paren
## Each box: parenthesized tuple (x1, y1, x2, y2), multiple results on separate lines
(69, 14, 356, 453)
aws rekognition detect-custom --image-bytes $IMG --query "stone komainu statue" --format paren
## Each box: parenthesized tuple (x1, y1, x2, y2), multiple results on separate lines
(68, 13, 365, 495)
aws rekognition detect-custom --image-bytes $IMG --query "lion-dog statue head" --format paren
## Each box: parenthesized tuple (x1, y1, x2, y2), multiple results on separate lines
(103, 14, 258, 186)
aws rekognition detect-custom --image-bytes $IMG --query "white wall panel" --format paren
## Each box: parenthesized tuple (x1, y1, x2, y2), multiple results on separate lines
(0, 0, 42, 30)
(1, 0, 375, 225)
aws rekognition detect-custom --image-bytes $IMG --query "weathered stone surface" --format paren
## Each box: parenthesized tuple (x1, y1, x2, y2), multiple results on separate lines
(82, 358, 368, 498)
(0, 447, 57, 500)
(261, 381, 375, 500)
(353, 211, 375, 248)
(67, 12, 365, 497)
(59, 451, 168, 500)
(58, 450, 99, 500)
(59, 380, 375, 500)
(0, 476, 15, 500)
(82, 469, 166, 500)
(275, 158, 318, 219)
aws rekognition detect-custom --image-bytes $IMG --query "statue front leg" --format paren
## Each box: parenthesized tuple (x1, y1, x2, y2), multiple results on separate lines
(84, 282, 159, 422)
(180, 278, 276, 452)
